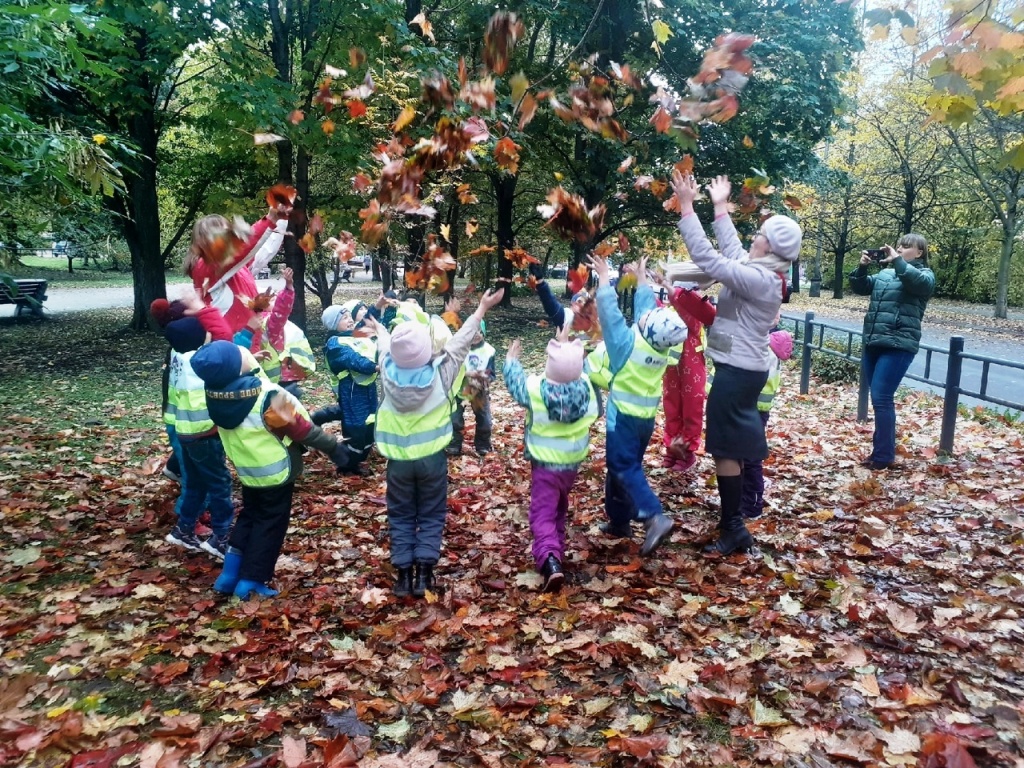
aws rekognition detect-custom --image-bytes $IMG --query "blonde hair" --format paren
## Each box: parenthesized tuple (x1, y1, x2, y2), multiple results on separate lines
(183, 214, 230, 276)
(899, 233, 929, 263)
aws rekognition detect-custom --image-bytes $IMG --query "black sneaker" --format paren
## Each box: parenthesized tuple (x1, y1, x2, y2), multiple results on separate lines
(162, 465, 181, 483)
(598, 521, 633, 539)
(165, 526, 202, 552)
(540, 555, 564, 593)
(201, 533, 229, 560)
(445, 445, 462, 457)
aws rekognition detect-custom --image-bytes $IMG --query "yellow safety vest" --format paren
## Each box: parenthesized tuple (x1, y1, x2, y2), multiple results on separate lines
(585, 342, 612, 390)
(375, 361, 452, 460)
(215, 384, 297, 487)
(329, 336, 379, 387)
(389, 302, 430, 330)
(167, 349, 214, 437)
(525, 374, 598, 465)
(758, 354, 782, 412)
(609, 327, 669, 418)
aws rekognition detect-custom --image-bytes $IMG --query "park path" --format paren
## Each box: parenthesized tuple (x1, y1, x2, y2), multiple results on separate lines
(4, 279, 1022, 413)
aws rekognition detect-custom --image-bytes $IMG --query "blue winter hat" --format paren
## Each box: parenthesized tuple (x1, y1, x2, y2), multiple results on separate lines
(164, 317, 207, 354)
(190, 340, 243, 389)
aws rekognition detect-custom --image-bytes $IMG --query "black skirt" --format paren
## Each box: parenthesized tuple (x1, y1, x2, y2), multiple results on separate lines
(705, 362, 770, 461)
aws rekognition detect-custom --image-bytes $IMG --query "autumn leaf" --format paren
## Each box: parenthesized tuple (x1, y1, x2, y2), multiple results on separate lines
(347, 100, 367, 120)
(482, 12, 524, 76)
(617, 155, 634, 173)
(517, 93, 538, 130)
(253, 132, 286, 146)
(409, 12, 434, 43)
(349, 47, 366, 68)
(266, 184, 297, 208)
(321, 119, 336, 136)
(567, 264, 590, 294)
(465, 219, 479, 238)
(493, 136, 521, 174)
(503, 247, 539, 269)
(509, 72, 529, 105)
(392, 105, 416, 133)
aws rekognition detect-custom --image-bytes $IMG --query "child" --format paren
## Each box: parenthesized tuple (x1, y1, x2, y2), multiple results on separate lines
(660, 282, 716, 472)
(185, 202, 290, 334)
(189, 340, 349, 599)
(447, 319, 495, 456)
(740, 327, 793, 519)
(586, 253, 689, 557)
(234, 268, 316, 399)
(671, 170, 802, 555)
(529, 262, 596, 337)
(156, 293, 239, 557)
(311, 300, 378, 476)
(364, 287, 504, 598)
(503, 332, 599, 591)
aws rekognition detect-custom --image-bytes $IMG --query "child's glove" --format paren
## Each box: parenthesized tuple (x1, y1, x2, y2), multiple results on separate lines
(329, 440, 352, 471)
(528, 261, 545, 281)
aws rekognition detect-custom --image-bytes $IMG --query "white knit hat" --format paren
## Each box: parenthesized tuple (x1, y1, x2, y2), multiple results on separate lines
(760, 215, 803, 262)
(638, 307, 688, 351)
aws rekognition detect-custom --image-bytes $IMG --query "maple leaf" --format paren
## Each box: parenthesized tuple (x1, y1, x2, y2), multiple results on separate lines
(392, 105, 416, 132)
(409, 12, 434, 43)
(456, 183, 478, 204)
(537, 187, 606, 243)
(567, 264, 590, 294)
(266, 184, 298, 209)
(347, 100, 367, 120)
(349, 47, 366, 68)
(468, 245, 496, 256)
(465, 219, 479, 238)
(322, 119, 336, 136)
(493, 136, 521, 174)
(352, 173, 373, 193)
(517, 93, 539, 129)
(650, 106, 673, 133)
(298, 232, 317, 254)
(503, 247, 539, 269)
(483, 12, 524, 76)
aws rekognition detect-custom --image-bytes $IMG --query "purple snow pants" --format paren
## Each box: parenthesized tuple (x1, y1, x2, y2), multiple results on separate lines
(528, 463, 579, 571)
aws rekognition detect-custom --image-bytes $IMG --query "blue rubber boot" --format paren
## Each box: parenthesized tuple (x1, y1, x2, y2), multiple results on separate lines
(212, 548, 242, 594)
(233, 580, 279, 600)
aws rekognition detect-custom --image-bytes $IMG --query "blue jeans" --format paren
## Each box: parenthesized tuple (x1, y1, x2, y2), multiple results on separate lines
(177, 435, 236, 537)
(862, 346, 915, 464)
(166, 425, 185, 517)
(605, 412, 662, 527)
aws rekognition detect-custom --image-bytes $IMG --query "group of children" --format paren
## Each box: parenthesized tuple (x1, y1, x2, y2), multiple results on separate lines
(154, 171, 800, 599)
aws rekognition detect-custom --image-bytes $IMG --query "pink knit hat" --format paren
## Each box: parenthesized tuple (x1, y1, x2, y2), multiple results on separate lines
(390, 322, 432, 369)
(545, 339, 585, 384)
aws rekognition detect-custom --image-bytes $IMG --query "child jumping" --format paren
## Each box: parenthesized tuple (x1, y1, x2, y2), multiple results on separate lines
(364, 288, 504, 598)
(587, 253, 689, 557)
(503, 331, 599, 591)
(189, 340, 349, 599)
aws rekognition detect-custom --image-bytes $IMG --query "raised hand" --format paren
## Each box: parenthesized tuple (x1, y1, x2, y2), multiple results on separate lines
(671, 170, 699, 213)
(584, 253, 610, 285)
(444, 295, 462, 316)
(707, 175, 732, 207)
(281, 267, 294, 289)
(477, 287, 505, 313)
(506, 338, 522, 361)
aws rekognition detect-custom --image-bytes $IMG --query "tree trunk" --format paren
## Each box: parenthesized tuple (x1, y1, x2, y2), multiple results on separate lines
(123, 109, 166, 330)
(994, 217, 1014, 319)
(444, 197, 461, 298)
(493, 172, 516, 305)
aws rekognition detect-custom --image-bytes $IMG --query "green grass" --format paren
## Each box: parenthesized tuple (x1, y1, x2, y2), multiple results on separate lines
(9, 256, 189, 290)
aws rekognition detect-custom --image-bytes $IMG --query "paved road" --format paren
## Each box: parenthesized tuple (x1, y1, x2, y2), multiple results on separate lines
(784, 309, 1024, 415)
(5, 280, 1021, 414)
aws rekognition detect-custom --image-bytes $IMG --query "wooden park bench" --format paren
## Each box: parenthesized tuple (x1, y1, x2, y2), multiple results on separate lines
(0, 279, 48, 318)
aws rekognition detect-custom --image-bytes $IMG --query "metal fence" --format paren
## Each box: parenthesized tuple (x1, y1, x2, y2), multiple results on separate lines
(782, 310, 1024, 454)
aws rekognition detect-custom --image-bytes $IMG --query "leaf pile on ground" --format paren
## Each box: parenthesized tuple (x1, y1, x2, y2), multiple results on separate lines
(0, 306, 1022, 767)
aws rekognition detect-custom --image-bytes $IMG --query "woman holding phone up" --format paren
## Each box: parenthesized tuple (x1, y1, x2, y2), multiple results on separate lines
(849, 235, 935, 470)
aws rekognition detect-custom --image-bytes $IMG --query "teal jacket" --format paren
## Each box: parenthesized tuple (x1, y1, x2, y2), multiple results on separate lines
(849, 258, 935, 353)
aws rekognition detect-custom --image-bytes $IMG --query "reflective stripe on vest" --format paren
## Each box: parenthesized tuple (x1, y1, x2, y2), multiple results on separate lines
(758, 355, 782, 412)
(375, 361, 452, 460)
(330, 336, 378, 387)
(525, 374, 598, 465)
(667, 343, 683, 365)
(168, 350, 213, 436)
(217, 384, 293, 487)
(585, 342, 611, 390)
(609, 327, 668, 418)
(281, 322, 316, 378)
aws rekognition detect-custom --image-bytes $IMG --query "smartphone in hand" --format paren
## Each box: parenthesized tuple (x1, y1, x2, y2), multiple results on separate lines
(865, 248, 886, 262)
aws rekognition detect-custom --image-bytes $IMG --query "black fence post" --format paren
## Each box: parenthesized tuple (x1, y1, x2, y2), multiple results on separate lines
(799, 311, 814, 395)
(940, 336, 964, 455)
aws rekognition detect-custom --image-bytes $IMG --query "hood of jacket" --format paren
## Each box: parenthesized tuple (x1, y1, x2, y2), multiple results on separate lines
(206, 375, 263, 429)
(540, 377, 593, 423)
(381, 355, 445, 413)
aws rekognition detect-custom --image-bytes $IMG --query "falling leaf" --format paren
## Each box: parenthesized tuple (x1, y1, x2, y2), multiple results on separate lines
(465, 219, 479, 238)
(288, 110, 304, 125)
(493, 136, 521, 174)
(392, 105, 416, 133)
(409, 12, 435, 43)
(742, 135, 754, 148)
(347, 100, 367, 120)
(322, 119, 336, 136)
(509, 72, 529, 104)
(517, 93, 538, 129)
(349, 47, 366, 69)
(483, 12, 524, 75)
(254, 133, 287, 146)
(298, 233, 317, 254)
(617, 156, 634, 173)
(652, 20, 673, 45)
(439, 224, 451, 242)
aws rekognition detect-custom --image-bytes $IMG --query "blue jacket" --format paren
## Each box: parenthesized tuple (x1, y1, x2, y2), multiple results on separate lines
(325, 333, 378, 426)
(592, 284, 656, 432)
